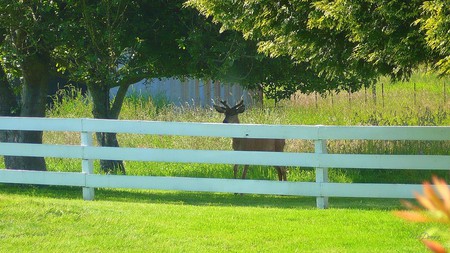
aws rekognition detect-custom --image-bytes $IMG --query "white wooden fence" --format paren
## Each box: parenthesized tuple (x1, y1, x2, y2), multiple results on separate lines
(0, 117, 449, 208)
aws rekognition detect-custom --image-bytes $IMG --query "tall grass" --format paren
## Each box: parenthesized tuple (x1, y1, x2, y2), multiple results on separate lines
(286, 72, 449, 126)
(1, 72, 448, 183)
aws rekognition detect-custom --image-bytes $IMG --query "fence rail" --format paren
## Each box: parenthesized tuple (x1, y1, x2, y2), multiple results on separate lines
(0, 117, 449, 208)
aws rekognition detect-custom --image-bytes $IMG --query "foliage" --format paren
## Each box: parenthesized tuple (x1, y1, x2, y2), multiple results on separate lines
(309, 0, 428, 80)
(0, 0, 60, 74)
(0, 0, 67, 109)
(187, 0, 450, 93)
(419, 0, 450, 75)
(187, 0, 378, 94)
(54, 1, 142, 85)
(174, 2, 332, 101)
(395, 176, 450, 253)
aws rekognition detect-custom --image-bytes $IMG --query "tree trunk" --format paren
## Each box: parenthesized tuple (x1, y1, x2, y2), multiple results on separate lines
(89, 84, 126, 174)
(3, 53, 50, 171)
(0, 33, 17, 152)
(95, 131, 125, 174)
(0, 65, 19, 117)
(0, 65, 20, 148)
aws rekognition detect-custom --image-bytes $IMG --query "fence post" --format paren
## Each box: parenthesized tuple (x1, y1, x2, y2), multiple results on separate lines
(315, 139, 329, 209)
(81, 131, 94, 200)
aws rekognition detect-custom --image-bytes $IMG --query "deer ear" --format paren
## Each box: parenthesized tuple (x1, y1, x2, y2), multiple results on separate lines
(213, 105, 227, 113)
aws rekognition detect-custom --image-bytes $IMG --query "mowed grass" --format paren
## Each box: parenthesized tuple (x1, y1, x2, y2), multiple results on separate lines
(0, 185, 431, 252)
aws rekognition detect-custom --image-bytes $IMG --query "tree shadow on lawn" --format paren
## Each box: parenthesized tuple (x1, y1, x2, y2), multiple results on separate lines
(0, 183, 405, 210)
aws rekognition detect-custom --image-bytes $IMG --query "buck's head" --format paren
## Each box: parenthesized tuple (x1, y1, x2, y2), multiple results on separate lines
(214, 100, 245, 123)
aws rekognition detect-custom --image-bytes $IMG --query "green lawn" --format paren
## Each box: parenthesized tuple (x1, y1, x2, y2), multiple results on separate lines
(0, 185, 430, 252)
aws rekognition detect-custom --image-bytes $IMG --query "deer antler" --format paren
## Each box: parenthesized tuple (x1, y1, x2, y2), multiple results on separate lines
(233, 100, 244, 109)
(220, 100, 231, 109)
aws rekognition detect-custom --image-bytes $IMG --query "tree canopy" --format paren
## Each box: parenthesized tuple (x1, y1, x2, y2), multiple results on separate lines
(187, 0, 450, 83)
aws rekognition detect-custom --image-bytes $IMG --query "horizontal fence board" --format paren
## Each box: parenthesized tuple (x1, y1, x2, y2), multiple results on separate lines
(321, 183, 424, 198)
(76, 118, 450, 141)
(86, 175, 320, 196)
(86, 147, 449, 169)
(0, 117, 82, 132)
(0, 170, 84, 187)
(83, 147, 317, 167)
(82, 118, 320, 139)
(319, 126, 450, 141)
(1, 142, 448, 169)
(0, 117, 448, 141)
(319, 154, 450, 170)
(0, 143, 83, 159)
(0, 170, 431, 199)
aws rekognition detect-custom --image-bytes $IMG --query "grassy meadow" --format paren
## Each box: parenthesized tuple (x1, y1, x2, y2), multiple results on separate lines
(0, 71, 449, 252)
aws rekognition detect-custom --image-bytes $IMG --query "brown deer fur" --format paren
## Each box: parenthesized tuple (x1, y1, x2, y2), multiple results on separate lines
(214, 100, 287, 181)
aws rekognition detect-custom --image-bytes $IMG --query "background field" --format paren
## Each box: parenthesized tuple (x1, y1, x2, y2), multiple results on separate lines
(0, 71, 449, 252)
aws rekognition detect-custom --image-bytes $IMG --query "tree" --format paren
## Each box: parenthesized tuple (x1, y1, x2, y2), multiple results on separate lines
(54, 0, 149, 173)
(0, 1, 61, 171)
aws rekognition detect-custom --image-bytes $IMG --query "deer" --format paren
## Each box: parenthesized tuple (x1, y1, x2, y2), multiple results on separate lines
(214, 100, 287, 181)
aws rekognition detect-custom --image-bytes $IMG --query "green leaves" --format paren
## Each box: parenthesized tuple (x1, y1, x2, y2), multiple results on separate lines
(0, 1, 61, 74)
(189, 0, 450, 100)
(420, 0, 450, 75)
(188, 0, 378, 97)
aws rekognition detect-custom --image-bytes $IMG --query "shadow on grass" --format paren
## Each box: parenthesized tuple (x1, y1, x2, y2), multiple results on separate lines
(0, 183, 404, 210)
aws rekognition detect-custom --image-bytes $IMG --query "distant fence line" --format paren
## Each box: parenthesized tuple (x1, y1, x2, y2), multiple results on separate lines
(0, 117, 449, 209)
(293, 81, 449, 109)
